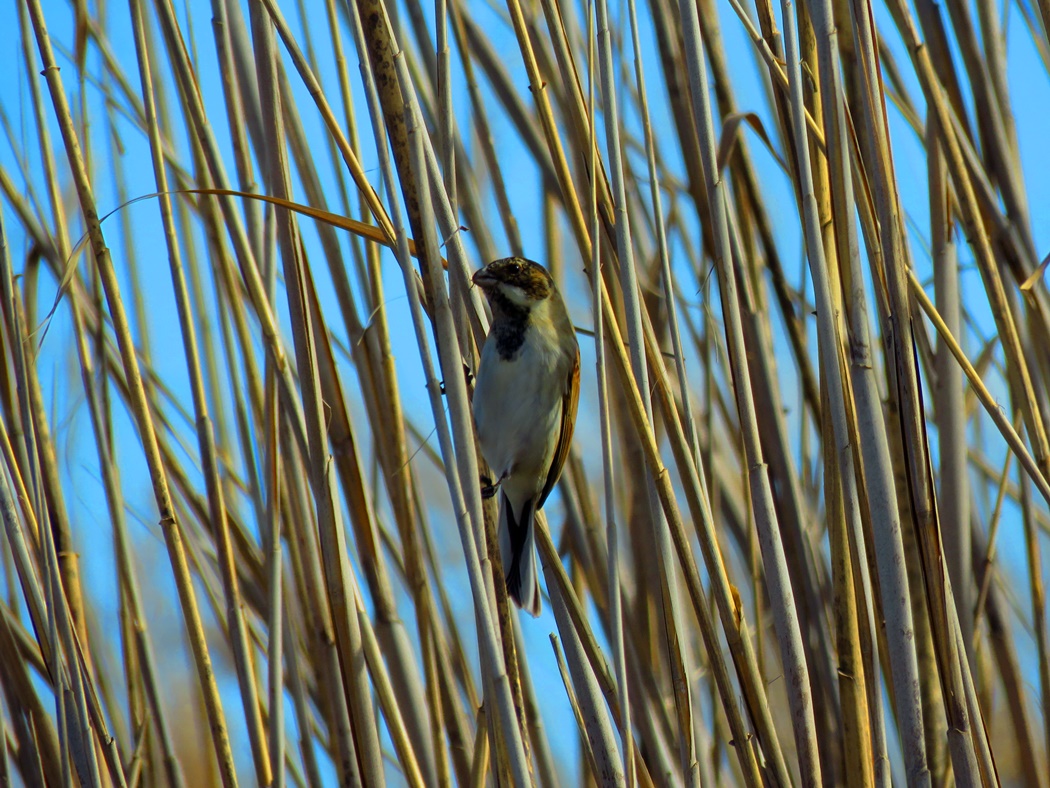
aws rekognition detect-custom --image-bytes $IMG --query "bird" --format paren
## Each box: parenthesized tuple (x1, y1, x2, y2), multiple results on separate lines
(471, 257, 580, 616)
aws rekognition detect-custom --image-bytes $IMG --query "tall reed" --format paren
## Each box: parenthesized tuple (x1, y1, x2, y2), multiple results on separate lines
(0, 0, 1048, 783)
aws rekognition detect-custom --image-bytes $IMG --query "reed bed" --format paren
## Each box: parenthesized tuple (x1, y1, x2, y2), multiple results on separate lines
(0, 0, 1048, 783)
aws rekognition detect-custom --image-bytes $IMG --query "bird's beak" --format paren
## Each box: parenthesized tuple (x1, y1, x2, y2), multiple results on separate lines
(472, 269, 498, 289)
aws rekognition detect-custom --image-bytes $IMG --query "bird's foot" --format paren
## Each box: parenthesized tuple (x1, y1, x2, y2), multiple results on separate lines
(440, 362, 475, 394)
(480, 472, 505, 499)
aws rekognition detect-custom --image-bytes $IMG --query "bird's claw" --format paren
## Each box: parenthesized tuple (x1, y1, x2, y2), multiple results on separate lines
(440, 363, 475, 395)
(480, 473, 504, 499)
(480, 475, 498, 498)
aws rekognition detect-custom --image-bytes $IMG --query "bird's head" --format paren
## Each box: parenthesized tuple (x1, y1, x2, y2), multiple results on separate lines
(472, 257, 554, 309)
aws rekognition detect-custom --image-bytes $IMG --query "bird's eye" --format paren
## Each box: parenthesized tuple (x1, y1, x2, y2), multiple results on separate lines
(507, 261, 521, 274)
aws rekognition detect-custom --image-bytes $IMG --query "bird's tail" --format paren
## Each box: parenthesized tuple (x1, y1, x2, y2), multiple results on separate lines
(499, 492, 541, 616)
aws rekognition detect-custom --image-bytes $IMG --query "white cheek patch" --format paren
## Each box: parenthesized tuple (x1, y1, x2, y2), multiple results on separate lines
(499, 283, 532, 307)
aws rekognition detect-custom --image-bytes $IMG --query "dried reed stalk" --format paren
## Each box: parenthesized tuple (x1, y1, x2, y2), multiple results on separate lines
(1, 0, 1049, 783)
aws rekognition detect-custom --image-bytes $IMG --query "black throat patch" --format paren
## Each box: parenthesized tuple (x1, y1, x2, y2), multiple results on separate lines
(490, 292, 530, 360)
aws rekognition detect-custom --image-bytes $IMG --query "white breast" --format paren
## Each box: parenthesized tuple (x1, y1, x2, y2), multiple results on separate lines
(472, 301, 566, 506)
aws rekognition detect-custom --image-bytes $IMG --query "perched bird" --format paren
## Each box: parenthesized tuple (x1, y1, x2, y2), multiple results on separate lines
(471, 257, 580, 616)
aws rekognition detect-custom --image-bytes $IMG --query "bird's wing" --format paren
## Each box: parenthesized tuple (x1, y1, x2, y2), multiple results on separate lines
(537, 344, 580, 509)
